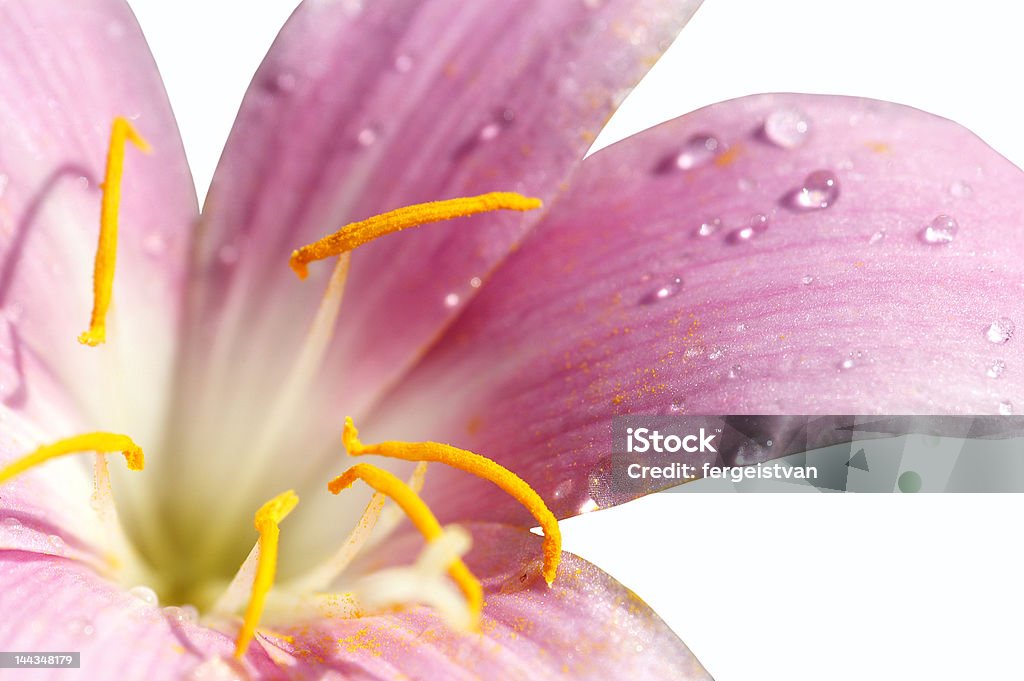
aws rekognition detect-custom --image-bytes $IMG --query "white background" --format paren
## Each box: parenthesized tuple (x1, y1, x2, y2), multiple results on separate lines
(128, 1, 1024, 679)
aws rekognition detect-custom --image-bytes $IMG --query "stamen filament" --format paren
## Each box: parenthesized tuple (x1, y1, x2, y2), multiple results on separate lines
(0, 432, 144, 485)
(289, 192, 542, 279)
(328, 463, 483, 625)
(235, 490, 298, 660)
(79, 117, 151, 346)
(343, 418, 561, 585)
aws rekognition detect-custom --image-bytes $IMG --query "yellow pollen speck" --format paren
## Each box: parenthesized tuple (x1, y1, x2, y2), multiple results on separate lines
(288, 192, 542, 279)
(0, 432, 144, 485)
(867, 141, 890, 154)
(714, 144, 742, 167)
(343, 417, 562, 586)
(79, 117, 151, 347)
(235, 490, 299, 660)
(328, 463, 484, 626)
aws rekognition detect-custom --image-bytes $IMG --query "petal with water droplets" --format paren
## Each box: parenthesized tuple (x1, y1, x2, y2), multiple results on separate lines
(363, 94, 1024, 525)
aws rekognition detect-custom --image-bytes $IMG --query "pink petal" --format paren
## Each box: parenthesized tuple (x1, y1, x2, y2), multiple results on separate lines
(0, 1, 197, 445)
(280, 523, 711, 680)
(0, 552, 280, 679)
(363, 94, 1024, 524)
(171, 0, 701, 497)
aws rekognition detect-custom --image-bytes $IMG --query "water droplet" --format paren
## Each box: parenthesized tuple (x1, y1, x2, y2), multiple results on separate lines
(217, 244, 239, 266)
(77, 176, 90, 191)
(708, 347, 725, 360)
(728, 214, 770, 243)
(728, 365, 742, 379)
(476, 109, 515, 143)
(949, 180, 972, 198)
(469, 277, 482, 288)
(142, 232, 167, 257)
(737, 177, 755, 193)
(69, 618, 95, 636)
(444, 293, 460, 308)
(2, 517, 21, 528)
(187, 656, 250, 681)
(868, 230, 886, 245)
(696, 218, 721, 237)
(274, 71, 297, 92)
(801, 275, 814, 285)
(920, 215, 958, 244)
(356, 127, 378, 147)
(987, 359, 1006, 379)
(164, 605, 199, 625)
(666, 134, 719, 171)
(787, 170, 839, 211)
(998, 400, 1014, 416)
(736, 323, 747, 333)
(393, 53, 413, 73)
(129, 585, 159, 606)
(641, 276, 683, 304)
(763, 109, 810, 148)
(47, 534, 64, 553)
(986, 317, 1015, 344)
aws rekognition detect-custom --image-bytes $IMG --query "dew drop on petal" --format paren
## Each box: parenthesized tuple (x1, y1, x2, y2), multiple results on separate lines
(920, 215, 958, 244)
(949, 180, 972, 198)
(696, 218, 721, 237)
(217, 244, 239, 266)
(763, 108, 810, 148)
(393, 53, 413, 72)
(275, 71, 297, 93)
(801, 275, 814, 285)
(164, 605, 198, 625)
(356, 127, 378, 147)
(142, 232, 167, 257)
(641, 276, 683, 304)
(838, 357, 856, 371)
(708, 347, 725, 360)
(669, 134, 719, 170)
(469, 276, 482, 288)
(2, 517, 21, 528)
(728, 214, 770, 243)
(987, 359, 1006, 379)
(68, 618, 95, 636)
(986, 317, 1015, 344)
(47, 534, 64, 553)
(444, 293, 460, 308)
(728, 365, 742, 379)
(998, 400, 1014, 416)
(788, 170, 839, 211)
(129, 585, 159, 606)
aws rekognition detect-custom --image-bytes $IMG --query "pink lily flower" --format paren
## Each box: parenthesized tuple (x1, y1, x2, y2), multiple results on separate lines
(0, 1, 1019, 680)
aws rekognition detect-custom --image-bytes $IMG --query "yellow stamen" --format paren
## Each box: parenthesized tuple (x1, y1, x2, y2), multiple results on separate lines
(289, 192, 542, 279)
(79, 117, 151, 346)
(0, 432, 144, 485)
(343, 418, 561, 585)
(234, 490, 298, 660)
(328, 463, 483, 625)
